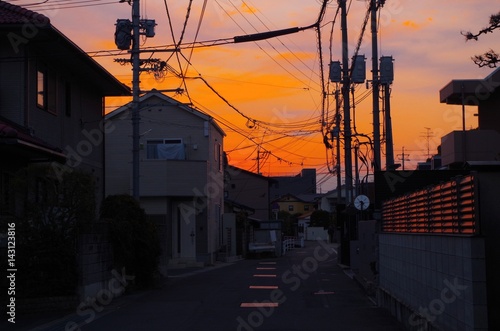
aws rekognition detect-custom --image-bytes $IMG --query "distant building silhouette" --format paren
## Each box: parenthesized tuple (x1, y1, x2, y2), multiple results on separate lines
(269, 168, 317, 199)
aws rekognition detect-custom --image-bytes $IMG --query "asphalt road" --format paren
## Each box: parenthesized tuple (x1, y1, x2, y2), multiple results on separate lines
(12, 240, 405, 331)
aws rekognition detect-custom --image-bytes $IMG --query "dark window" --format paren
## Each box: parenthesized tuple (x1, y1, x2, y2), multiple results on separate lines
(304, 205, 310, 211)
(65, 82, 71, 117)
(146, 139, 185, 160)
(216, 143, 222, 172)
(288, 205, 294, 212)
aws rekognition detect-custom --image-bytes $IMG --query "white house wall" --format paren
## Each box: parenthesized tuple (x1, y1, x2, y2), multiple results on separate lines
(105, 109, 133, 196)
(105, 92, 225, 265)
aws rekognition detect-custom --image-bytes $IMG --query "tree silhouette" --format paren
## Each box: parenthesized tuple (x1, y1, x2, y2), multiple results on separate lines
(462, 11, 500, 68)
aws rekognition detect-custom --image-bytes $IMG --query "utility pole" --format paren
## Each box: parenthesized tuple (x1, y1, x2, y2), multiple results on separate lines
(335, 90, 342, 205)
(384, 82, 395, 168)
(340, 0, 353, 204)
(370, 0, 381, 172)
(421, 127, 435, 159)
(397, 146, 410, 170)
(131, 0, 141, 201)
(115, 0, 158, 200)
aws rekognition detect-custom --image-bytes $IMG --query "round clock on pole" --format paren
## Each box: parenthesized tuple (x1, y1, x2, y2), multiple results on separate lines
(354, 194, 370, 211)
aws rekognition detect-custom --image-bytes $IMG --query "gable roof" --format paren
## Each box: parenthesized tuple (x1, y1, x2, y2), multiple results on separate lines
(105, 89, 226, 136)
(0, 1, 130, 97)
(227, 165, 276, 182)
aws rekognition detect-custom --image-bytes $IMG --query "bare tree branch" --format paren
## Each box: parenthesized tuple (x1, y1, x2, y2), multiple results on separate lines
(462, 11, 500, 68)
(472, 49, 500, 68)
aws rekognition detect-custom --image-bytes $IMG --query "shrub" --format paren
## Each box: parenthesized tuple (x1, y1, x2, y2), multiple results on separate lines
(7, 165, 95, 298)
(100, 195, 161, 288)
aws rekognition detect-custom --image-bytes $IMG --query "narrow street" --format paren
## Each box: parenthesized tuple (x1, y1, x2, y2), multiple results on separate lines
(26, 241, 404, 331)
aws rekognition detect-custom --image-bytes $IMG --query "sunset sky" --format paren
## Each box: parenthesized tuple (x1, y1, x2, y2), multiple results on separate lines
(15, 0, 498, 191)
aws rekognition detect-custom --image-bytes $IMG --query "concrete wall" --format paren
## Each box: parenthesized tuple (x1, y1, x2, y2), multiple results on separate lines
(350, 220, 378, 292)
(378, 234, 488, 330)
(78, 225, 114, 300)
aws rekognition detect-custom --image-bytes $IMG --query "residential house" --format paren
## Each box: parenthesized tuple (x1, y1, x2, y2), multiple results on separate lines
(224, 165, 272, 221)
(223, 165, 274, 257)
(0, 0, 130, 304)
(271, 193, 320, 214)
(105, 90, 225, 273)
(0, 1, 129, 210)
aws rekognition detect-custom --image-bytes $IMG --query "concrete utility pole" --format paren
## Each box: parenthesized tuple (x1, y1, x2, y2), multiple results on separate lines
(335, 90, 342, 204)
(370, 0, 381, 172)
(339, 0, 353, 204)
(384, 82, 395, 168)
(131, 0, 141, 200)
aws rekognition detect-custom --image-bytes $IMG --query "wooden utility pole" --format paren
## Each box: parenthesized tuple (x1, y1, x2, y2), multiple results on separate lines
(131, 0, 141, 200)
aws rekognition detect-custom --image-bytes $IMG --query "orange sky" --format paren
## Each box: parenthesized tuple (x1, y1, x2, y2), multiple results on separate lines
(18, 0, 497, 192)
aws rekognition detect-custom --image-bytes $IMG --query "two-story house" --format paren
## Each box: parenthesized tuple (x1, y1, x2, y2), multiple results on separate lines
(105, 90, 225, 273)
(0, 0, 130, 303)
(0, 1, 129, 210)
(224, 165, 272, 221)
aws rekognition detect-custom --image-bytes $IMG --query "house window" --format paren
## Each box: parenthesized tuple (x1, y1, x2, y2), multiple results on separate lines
(146, 139, 185, 160)
(65, 82, 71, 117)
(37, 66, 57, 114)
(288, 205, 294, 212)
(304, 205, 310, 211)
(37, 69, 46, 109)
(214, 142, 222, 172)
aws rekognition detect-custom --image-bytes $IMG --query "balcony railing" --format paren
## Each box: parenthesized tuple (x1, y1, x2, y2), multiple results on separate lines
(382, 175, 476, 235)
(139, 159, 208, 197)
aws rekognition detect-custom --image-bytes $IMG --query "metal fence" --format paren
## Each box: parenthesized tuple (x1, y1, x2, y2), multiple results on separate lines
(382, 175, 476, 235)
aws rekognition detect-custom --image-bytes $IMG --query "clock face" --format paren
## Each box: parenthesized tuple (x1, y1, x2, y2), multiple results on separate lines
(354, 195, 370, 210)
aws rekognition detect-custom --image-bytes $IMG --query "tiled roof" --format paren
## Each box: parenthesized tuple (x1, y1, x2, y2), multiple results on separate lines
(0, 117, 62, 153)
(0, 0, 50, 25)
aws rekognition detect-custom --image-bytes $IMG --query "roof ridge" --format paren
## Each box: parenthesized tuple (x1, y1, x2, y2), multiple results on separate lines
(0, 0, 50, 24)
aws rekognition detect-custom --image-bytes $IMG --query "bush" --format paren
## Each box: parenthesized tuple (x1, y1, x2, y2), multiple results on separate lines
(7, 165, 96, 298)
(100, 195, 161, 288)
